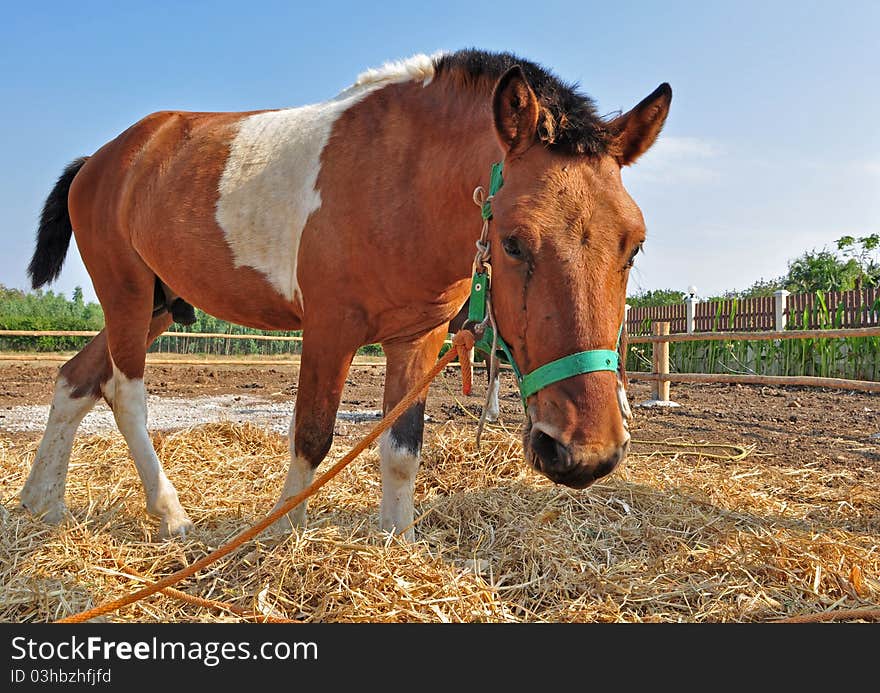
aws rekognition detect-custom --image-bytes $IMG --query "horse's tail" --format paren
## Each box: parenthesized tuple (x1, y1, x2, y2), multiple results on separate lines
(27, 156, 90, 289)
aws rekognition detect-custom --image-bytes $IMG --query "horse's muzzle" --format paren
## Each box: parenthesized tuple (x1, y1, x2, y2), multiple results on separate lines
(526, 423, 630, 489)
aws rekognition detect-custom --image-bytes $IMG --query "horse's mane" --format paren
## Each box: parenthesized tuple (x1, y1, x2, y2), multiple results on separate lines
(434, 49, 611, 157)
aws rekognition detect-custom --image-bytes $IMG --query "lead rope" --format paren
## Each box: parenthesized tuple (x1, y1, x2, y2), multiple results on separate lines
(471, 181, 494, 274)
(55, 348, 460, 623)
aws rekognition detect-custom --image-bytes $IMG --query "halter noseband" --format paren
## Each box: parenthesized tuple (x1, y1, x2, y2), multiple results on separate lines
(465, 161, 623, 410)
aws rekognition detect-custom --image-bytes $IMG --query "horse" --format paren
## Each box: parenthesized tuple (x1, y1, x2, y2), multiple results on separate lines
(21, 49, 670, 541)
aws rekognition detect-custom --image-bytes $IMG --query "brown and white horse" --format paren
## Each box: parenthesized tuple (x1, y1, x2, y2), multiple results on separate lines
(21, 50, 670, 540)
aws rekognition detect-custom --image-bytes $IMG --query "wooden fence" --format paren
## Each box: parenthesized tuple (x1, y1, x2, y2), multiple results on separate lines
(2, 326, 878, 390)
(627, 287, 880, 335)
(786, 288, 880, 329)
(627, 324, 880, 396)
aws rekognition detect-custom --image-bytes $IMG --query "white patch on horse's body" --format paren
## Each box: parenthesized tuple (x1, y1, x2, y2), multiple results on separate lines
(215, 53, 441, 307)
(378, 430, 421, 541)
(19, 377, 97, 522)
(102, 365, 193, 538)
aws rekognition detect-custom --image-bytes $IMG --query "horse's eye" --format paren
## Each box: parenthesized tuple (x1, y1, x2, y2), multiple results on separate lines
(625, 243, 643, 268)
(502, 236, 524, 259)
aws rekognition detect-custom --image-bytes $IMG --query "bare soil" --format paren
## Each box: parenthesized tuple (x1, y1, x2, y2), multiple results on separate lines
(1, 357, 878, 473)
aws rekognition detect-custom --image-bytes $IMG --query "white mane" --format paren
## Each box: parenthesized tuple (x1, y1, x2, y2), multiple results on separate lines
(349, 51, 446, 90)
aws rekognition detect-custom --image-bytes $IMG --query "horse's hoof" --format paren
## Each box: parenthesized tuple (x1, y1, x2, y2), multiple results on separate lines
(266, 513, 307, 537)
(267, 500, 307, 536)
(379, 518, 416, 543)
(159, 514, 195, 540)
(20, 497, 68, 525)
(266, 518, 294, 537)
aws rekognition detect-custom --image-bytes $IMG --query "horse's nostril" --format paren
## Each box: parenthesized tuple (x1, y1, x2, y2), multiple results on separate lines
(528, 426, 627, 489)
(530, 429, 573, 472)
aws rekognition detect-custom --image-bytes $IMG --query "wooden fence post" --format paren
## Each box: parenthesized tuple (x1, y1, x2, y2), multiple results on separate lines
(651, 321, 671, 402)
(636, 320, 679, 408)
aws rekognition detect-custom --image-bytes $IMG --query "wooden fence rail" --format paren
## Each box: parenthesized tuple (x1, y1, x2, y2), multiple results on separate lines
(0, 329, 303, 341)
(0, 330, 456, 346)
(628, 326, 880, 344)
(627, 371, 880, 394)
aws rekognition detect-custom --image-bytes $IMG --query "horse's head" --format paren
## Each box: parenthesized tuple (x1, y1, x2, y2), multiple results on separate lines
(486, 66, 671, 488)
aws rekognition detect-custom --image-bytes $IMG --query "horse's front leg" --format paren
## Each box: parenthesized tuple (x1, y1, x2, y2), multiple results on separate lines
(484, 353, 501, 423)
(379, 326, 448, 540)
(271, 326, 358, 532)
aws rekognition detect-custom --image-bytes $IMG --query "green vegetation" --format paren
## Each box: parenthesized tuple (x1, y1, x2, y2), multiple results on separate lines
(623, 234, 880, 381)
(0, 285, 384, 356)
(637, 234, 880, 303)
(625, 289, 880, 380)
(837, 233, 880, 287)
(626, 288, 685, 307)
(156, 312, 303, 357)
(0, 285, 103, 351)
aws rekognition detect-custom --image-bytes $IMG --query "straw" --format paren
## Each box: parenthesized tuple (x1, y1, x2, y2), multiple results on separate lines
(1, 419, 877, 622)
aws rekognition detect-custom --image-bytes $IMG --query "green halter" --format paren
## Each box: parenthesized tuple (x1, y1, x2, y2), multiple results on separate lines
(466, 162, 622, 409)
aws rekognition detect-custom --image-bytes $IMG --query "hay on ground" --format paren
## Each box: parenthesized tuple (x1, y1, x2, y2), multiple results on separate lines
(1, 420, 878, 622)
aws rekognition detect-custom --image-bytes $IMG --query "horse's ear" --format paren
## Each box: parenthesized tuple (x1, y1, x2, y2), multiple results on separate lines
(492, 66, 540, 156)
(608, 83, 672, 166)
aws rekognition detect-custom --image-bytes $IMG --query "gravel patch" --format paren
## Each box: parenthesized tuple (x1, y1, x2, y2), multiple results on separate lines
(0, 394, 383, 436)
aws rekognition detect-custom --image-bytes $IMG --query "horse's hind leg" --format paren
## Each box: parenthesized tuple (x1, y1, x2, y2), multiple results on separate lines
(379, 326, 448, 540)
(19, 332, 113, 523)
(19, 312, 177, 531)
(100, 305, 193, 538)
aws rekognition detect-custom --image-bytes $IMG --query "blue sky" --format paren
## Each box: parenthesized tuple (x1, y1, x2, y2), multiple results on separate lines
(1, 1, 877, 303)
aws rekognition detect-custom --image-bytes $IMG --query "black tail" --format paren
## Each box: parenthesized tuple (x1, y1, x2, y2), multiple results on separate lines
(27, 157, 89, 289)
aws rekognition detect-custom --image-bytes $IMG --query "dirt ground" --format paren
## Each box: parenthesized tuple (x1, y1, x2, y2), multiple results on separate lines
(1, 356, 877, 474)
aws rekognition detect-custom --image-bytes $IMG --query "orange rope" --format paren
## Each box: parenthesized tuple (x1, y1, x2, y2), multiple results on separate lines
(772, 607, 880, 623)
(115, 564, 296, 623)
(55, 348, 459, 623)
(452, 330, 476, 396)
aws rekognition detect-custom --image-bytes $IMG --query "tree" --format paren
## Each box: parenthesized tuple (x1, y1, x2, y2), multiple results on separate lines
(626, 288, 685, 307)
(721, 276, 784, 299)
(783, 249, 861, 293)
(836, 234, 879, 288)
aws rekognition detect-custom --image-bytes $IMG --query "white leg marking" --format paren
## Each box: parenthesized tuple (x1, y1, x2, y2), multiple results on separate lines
(617, 379, 633, 446)
(379, 431, 420, 541)
(270, 415, 314, 532)
(20, 377, 97, 522)
(104, 365, 193, 538)
(485, 368, 501, 423)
